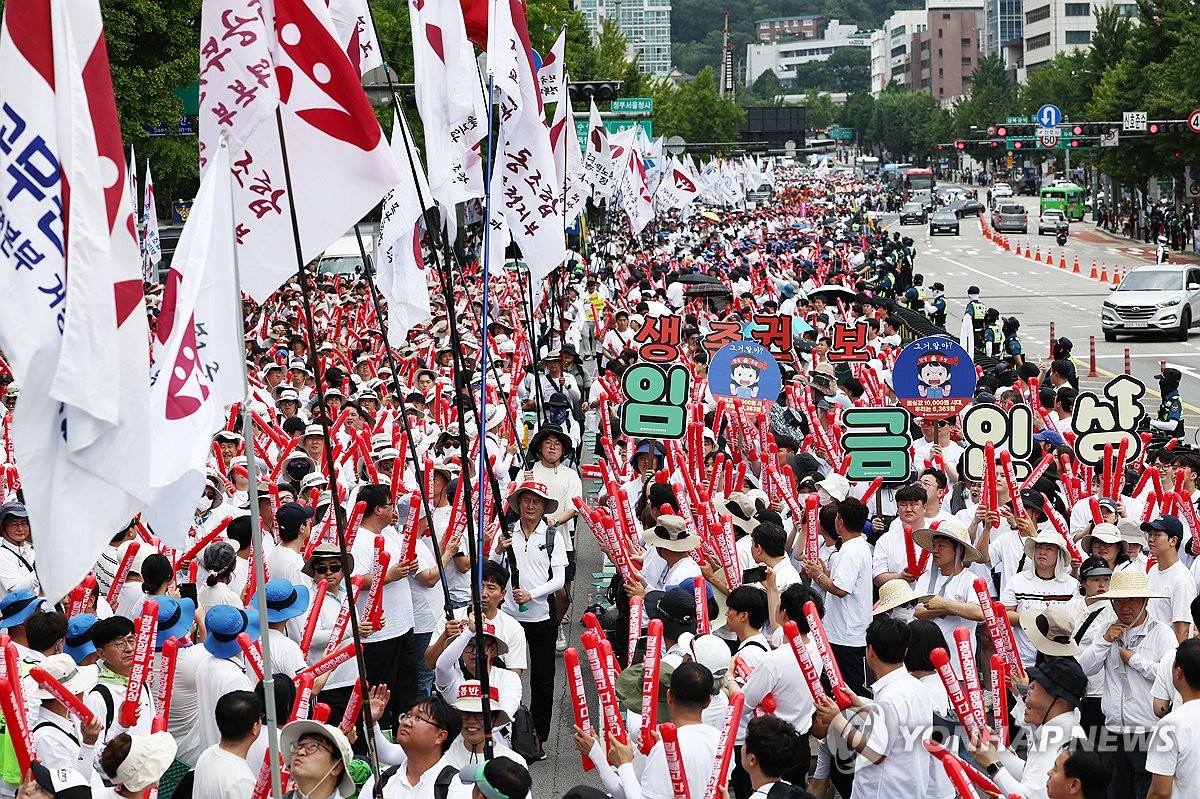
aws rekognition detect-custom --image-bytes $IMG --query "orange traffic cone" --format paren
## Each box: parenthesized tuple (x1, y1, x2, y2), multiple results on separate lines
(1089, 259, 1097, 279)
(1033, 245, 1041, 261)
(1046, 249, 1055, 265)
(1059, 252, 1067, 269)
(1073, 256, 1081, 273)
(1004, 236, 1011, 252)
(1112, 267, 1122, 286)
(1099, 263, 1108, 282)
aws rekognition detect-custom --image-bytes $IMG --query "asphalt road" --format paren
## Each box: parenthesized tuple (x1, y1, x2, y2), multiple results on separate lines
(892, 190, 1200, 446)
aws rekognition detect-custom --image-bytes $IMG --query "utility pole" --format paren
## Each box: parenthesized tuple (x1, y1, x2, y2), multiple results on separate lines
(719, 11, 734, 99)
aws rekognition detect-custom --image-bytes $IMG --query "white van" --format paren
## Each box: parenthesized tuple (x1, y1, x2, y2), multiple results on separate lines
(317, 226, 374, 276)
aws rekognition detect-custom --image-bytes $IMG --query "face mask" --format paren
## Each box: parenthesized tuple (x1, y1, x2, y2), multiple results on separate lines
(196, 497, 211, 514)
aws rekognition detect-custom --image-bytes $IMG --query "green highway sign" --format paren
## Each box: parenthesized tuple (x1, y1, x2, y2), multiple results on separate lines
(1005, 116, 1030, 124)
(575, 118, 654, 151)
(828, 126, 854, 140)
(610, 97, 653, 113)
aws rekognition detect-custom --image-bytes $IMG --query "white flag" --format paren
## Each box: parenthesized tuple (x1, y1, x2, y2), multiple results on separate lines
(537, 27, 566, 105)
(200, 0, 402, 302)
(491, 0, 566, 303)
(582, 100, 617, 201)
(142, 161, 162, 282)
(655, 156, 700, 211)
(328, 0, 383, 75)
(409, 0, 486, 211)
(617, 147, 654, 235)
(143, 139, 245, 547)
(0, 0, 152, 600)
(376, 110, 434, 346)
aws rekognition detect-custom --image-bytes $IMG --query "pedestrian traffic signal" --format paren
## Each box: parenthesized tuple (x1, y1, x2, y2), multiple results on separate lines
(568, 81, 622, 103)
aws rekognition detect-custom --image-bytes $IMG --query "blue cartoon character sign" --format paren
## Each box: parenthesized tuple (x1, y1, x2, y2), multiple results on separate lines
(892, 337, 976, 420)
(710, 340, 782, 415)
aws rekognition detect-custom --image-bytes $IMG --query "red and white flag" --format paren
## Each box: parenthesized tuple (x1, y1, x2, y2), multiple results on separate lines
(409, 0, 486, 213)
(537, 27, 565, 105)
(490, 0, 566, 302)
(617, 145, 654, 235)
(376, 110, 434, 346)
(582, 99, 617, 201)
(654, 156, 700, 212)
(199, 0, 401, 301)
(328, 0, 383, 76)
(143, 139, 244, 548)
(0, 0, 152, 600)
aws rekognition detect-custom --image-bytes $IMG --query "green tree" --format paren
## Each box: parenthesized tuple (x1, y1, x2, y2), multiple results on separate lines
(836, 90, 875, 146)
(801, 89, 835, 131)
(1019, 50, 1092, 122)
(97, 0, 203, 206)
(1088, 5, 1133, 75)
(952, 54, 1015, 136)
(740, 70, 787, 106)
(651, 67, 745, 145)
(822, 48, 870, 93)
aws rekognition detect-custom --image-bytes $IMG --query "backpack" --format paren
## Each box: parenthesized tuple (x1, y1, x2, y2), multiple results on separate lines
(378, 763, 457, 799)
(505, 703, 545, 763)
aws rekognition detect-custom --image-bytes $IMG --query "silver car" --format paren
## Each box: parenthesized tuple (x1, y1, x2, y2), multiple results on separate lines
(992, 203, 1028, 234)
(1102, 265, 1200, 341)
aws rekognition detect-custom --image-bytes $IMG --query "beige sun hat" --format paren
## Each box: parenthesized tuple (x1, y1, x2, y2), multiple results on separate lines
(873, 579, 920, 615)
(1080, 522, 1123, 553)
(1019, 605, 1081, 657)
(912, 518, 981, 564)
(1094, 570, 1167, 600)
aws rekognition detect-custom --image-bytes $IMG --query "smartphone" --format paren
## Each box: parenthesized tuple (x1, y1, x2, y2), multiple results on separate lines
(742, 566, 768, 584)
(179, 583, 198, 605)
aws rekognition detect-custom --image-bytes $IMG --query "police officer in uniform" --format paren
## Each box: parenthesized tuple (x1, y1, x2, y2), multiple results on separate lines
(904, 273, 928, 313)
(965, 286, 988, 354)
(983, 308, 1004, 359)
(927, 282, 948, 329)
(1002, 316, 1025, 367)
(1151, 367, 1185, 438)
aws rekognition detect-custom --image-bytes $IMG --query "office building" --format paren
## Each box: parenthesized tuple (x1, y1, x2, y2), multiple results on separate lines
(910, 0, 986, 103)
(754, 15, 824, 42)
(986, 0, 1024, 58)
(870, 10, 928, 93)
(744, 21, 874, 85)
(1021, 0, 1138, 71)
(577, 0, 673, 77)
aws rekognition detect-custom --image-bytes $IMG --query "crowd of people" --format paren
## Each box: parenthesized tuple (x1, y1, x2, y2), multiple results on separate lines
(0, 163, 1197, 799)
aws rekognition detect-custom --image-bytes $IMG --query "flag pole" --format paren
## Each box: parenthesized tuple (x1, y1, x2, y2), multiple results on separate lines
(268, 109, 385, 796)
(220, 133, 284, 799)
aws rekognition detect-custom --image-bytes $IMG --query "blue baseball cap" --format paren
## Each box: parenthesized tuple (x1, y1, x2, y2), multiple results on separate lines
(0, 589, 44, 629)
(64, 613, 98, 664)
(1033, 429, 1065, 447)
(155, 596, 197, 648)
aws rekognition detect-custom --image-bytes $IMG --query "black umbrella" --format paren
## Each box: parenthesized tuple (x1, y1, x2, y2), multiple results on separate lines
(806, 284, 857, 302)
(684, 282, 732, 298)
(676, 273, 724, 285)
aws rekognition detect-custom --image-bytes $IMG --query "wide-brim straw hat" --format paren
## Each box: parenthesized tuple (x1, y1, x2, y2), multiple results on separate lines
(1095, 569, 1168, 600)
(912, 518, 981, 564)
(873, 579, 920, 615)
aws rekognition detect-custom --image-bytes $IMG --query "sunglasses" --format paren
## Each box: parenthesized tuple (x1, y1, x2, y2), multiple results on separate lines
(312, 562, 343, 575)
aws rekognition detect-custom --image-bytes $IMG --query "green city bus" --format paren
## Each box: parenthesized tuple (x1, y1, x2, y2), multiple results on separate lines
(1039, 183, 1086, 220)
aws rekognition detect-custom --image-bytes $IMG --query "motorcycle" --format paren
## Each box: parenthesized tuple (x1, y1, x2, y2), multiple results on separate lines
(1055, 229, 1068, 247)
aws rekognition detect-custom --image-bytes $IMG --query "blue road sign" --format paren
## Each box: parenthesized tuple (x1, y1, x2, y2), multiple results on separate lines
(1037, 104, 1062, 129)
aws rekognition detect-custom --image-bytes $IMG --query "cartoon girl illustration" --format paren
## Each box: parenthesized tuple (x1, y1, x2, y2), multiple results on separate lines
(729, 355, 765, 399)
(917, 352, 957, 398)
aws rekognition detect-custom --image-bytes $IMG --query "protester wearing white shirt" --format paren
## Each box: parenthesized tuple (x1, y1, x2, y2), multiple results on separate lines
(1142, 514, 1196, 643)
(813, 615, 934, 799)
(1147, 638, 1200, 799)
(1078, 570, 1178, 798)
(972, 657, 1087, 799)
(912, 518, 987, 680)
(580, 661, 721, 799)
(191, 690, 259, 799)
(803, 498, 873, 694)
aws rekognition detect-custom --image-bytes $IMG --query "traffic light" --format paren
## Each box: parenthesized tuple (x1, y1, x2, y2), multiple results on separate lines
(568, 81, 622, 103)
(955, 140, 966, 150)
(1149, 123, 1160, 134)
(999, 124, 1035, 137)
(1069, 139, 1081, 148)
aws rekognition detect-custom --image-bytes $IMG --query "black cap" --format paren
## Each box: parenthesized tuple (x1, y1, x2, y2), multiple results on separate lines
(1157, 368, 1183, 383)
(645, 588, 697, 641)
(1078, 556, 1113, 580)
(1142, 513, 1184, 539)
(1027, 657, 1087, 708)
(277, 501, 316, 535)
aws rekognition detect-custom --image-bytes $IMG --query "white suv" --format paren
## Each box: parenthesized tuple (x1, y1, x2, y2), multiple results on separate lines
(1102, 264, 1200, 342)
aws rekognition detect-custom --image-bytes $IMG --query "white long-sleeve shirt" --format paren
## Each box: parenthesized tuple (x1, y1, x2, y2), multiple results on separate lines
(992, 710, 1084, 799)
(1078, 614, 1176, 733)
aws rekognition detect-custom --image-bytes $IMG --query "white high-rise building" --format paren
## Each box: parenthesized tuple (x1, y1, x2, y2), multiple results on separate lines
(1021, 0, 1137, 71)
(870, 10, 928, 94)
(743, 20, 875, 85)
(577, 0, 673, 77)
